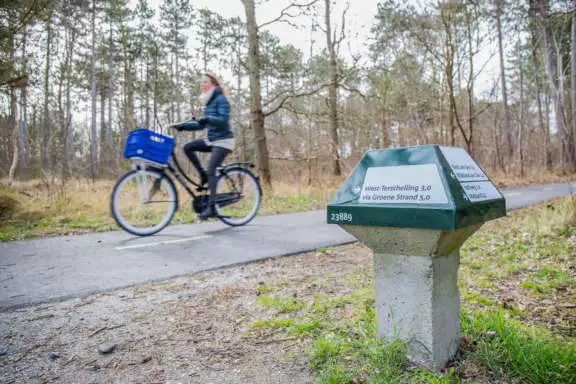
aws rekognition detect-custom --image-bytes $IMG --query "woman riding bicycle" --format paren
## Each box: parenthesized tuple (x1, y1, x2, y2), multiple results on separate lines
(169, 73, 234, 220)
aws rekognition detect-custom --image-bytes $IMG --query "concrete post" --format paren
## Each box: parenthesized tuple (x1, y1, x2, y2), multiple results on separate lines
(339, 224, 481, 371)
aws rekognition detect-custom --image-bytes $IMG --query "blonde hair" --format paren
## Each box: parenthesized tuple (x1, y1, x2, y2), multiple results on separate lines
(204, 72, 229, 99)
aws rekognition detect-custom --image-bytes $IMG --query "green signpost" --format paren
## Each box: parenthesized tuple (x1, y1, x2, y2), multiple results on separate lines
(328, 145, 506, 371)
(328, 145, 506, 229)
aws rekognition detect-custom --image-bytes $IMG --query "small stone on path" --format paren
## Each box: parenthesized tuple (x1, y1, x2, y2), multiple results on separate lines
(98, 343, 116, 354)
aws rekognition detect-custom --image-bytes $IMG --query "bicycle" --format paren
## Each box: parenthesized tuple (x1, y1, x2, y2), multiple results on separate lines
(110, 127, 262, 236)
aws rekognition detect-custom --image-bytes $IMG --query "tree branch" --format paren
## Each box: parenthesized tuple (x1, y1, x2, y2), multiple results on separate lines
(335, 1, 350, 48)
(340, 83, 366, 99)
(258, 0, 320, 29)
(264, 83, 330, 117)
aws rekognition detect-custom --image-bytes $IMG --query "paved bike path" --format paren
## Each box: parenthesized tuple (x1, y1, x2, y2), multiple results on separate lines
(1, 182, 575, 310)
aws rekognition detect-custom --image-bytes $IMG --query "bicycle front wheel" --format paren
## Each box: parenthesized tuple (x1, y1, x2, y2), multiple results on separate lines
(110, 169, 178, 236)
(215, 167, 262, 227)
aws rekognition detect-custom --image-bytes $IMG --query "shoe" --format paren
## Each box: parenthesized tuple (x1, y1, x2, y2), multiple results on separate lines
(199, 172, 208, 186)
(198, 204, 215, 220)
(196, 172, 209, 192)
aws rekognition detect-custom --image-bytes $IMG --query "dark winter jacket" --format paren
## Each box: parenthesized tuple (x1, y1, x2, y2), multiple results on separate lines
(202, 87, 233, 142)
(173, 87, 233, 142)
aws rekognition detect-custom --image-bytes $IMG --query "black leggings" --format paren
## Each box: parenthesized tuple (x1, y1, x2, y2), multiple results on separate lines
(183, 139, 231, 198)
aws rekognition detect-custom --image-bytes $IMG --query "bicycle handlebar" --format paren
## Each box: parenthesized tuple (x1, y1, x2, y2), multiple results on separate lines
(169, 119, 203, 133)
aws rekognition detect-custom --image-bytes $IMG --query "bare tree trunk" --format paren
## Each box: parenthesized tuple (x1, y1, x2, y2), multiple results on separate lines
(90, 0, 98, 179)
(175, 54, 181, 122)
(8, 22, 19, 184)
(235, 65, 244, 161)
(170, 54, 174, 123)
(241, 0, 272, 186)
(493, 113, 504, 172)
(449, 96, 455, 147)
(307, 118, 313, 186)
(541, 2, 575, 170)
(42, 10, 53, 171)
(545, 92, 553, 169)
(496, 0, 513, 160)
(440, 9, 459, 149)
(100, 92, 106, 173)
(324, 0, 341, 176)
(108, 24, 114, 151)
(571, 10, 576, 164)
(381, 109, 390, 148)
(121, 21, 135, 133)
(556, 38, 568, 138)
(519, 56, 525, 177)
(139, 56, 144, 125)
(20, 25, 29, 172)
(9, 87, 19, 184)
(145, 59, 150, 129)
(57, 50, 65, 173)
(153, 48, 158, 131)
(63, 29, 74, 179)
(529, 0, 549, 171)
(466, 11, 475, 156)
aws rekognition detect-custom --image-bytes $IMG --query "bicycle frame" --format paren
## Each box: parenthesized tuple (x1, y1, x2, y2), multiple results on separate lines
(132, 144, 256, 206)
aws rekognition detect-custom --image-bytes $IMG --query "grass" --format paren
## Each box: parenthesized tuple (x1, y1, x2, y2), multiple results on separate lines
(461, 309, 575, 384)
(257, 295, 305, 313)
(1, 168, 572, 242)
(0, 177, 339, 241)
(0, 182, 116, 241)
(247, 197, 576, 383)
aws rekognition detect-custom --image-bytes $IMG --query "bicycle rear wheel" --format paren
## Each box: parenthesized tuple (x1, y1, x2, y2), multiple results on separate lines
(215, 167, 261, 226)
(110, 169, 178, 236)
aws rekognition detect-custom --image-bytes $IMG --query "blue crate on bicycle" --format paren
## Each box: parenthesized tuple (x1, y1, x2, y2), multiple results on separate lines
(123, 128, 174, 165)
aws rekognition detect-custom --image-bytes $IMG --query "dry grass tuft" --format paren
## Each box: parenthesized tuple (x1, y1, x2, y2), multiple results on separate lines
(0, 190, 20, 220)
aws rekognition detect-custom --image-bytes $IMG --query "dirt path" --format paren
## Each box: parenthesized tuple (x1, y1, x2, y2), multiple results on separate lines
(0, 244, 370, 384)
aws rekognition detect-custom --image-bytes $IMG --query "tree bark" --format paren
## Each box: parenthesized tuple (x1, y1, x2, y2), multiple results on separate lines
(170, 53, 174, 123)
(108, 24, 114, 150)
(381, 110, 390, 148)
(493, 112, 504, 172)
(307, 117, 313, 185)
(42, 10, 53, 171)
(175, 53, 181, 122)
(571, 11, 576, 165)
(145, 57, 150, 129)
(241, 0, 272, 186)
(20, 25, 29, 172)
(440, 6, 466, 150)
(529, 0, 549, 170)
(153, 45, 158, 131)
(90, 0, 98, 179)
(540, 0, 575, 170)
(235, 62, 243, 160)
(496, 0, 513, 160)
(120, 20, 135, 133)
(100, 92, 106, 173)
(8, 86, 19, 184)
(324, 0, 341, 176)
(518, 54, 525, 177)
(466, 10, 475, 156)
(8, 22, 19, 184)
(57, 44, 65, 172)
(63, 27, 74, 179)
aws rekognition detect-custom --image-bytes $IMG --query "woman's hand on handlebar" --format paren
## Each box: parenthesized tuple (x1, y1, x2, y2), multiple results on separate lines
(168, 118, 203, 132)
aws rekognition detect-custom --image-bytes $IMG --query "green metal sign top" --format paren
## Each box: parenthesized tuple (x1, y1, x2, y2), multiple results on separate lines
(327, 145, 506, 230)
